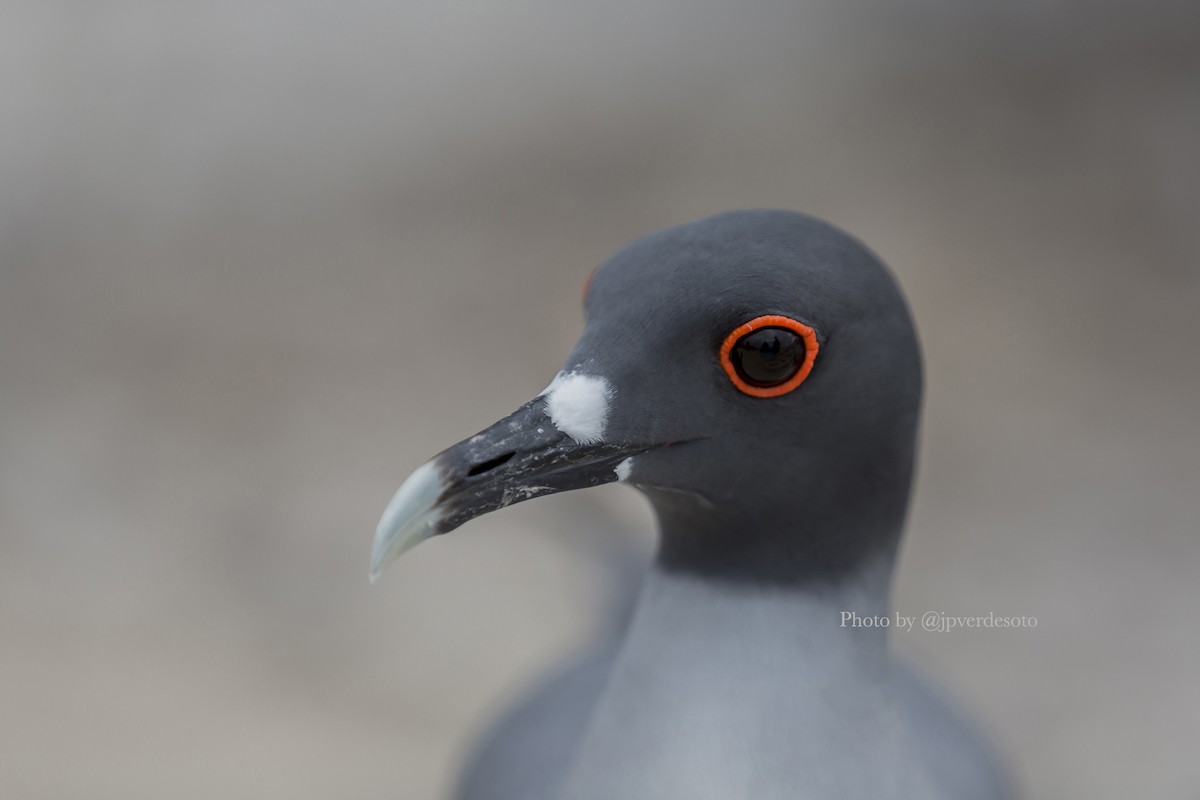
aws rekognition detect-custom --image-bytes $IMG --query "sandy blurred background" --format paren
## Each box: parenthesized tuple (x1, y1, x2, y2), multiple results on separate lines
(2, 1, 1198, 798)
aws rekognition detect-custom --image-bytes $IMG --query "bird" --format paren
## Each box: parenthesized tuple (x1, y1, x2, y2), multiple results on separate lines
(371, 210, 1012, 800)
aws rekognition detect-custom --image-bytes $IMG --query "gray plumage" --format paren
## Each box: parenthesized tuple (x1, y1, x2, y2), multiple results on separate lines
(374, 210, 1013, 800)
(458, 634, 1011, 800)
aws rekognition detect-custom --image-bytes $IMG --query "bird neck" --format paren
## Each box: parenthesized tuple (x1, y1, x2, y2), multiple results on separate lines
(558, 560, 913, 800)
(645, 453, 912, 587)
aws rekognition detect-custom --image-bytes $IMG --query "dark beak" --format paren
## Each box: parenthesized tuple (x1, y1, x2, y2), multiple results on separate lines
(370, 397, 643, 582)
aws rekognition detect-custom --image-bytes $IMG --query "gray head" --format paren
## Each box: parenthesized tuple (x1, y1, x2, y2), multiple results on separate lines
(372, 210, 922, 587)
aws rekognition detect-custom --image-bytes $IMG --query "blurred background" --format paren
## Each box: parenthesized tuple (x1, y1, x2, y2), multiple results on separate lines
(2, 1, 1198, 798)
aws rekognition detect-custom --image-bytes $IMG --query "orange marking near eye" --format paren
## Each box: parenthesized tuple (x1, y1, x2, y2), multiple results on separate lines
(719, 314, 820, 398)
(582, 268, 596, 306)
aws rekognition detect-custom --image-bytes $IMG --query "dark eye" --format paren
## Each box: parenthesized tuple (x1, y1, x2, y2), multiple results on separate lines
(719, 315, 819, 398)
(732, 328, 805, 386)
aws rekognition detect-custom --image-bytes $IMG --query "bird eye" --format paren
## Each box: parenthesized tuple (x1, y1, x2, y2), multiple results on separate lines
(719, 315, 819, 398)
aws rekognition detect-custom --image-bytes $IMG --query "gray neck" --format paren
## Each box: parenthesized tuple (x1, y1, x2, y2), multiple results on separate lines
(644, 442, 913, 586)
(557, 560, 914, 800)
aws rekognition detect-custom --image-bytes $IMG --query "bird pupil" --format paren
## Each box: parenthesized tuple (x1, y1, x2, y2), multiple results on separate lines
(732, 327, 805, 387)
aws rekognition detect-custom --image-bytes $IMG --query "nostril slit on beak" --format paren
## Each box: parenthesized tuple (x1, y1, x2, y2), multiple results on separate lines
(467, 452, 515, 477)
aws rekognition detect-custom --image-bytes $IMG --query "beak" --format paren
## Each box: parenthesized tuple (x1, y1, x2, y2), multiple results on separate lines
(370, 398, 643, 583)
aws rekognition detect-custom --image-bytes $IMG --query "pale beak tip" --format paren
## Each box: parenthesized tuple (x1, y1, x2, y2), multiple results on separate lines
(369, 460, 445, 582)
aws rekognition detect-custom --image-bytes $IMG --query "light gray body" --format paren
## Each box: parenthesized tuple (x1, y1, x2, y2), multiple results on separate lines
(456, 568, 1012, 800)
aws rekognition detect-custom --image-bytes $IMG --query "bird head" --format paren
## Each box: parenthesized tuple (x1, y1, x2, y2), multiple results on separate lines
(371, 210, 921, 586)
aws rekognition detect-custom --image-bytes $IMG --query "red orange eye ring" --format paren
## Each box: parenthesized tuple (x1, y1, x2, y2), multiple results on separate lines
(719, 314, 820, 398)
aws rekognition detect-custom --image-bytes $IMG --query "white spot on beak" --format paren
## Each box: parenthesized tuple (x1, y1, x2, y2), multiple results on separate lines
(541, 372, 613, 445)
(615, 457, 634, 482)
